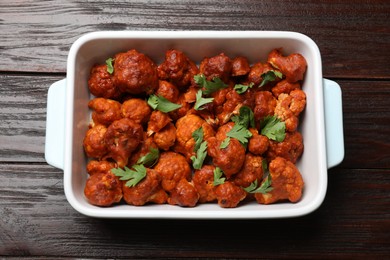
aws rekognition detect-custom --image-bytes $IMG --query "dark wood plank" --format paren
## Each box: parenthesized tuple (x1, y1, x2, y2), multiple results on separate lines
(340, 79, 390, 169)
(0, 74, 64, 162)
(1, 74, 389, 169)
(0, 164, 388, 258)
(0, 0, 389, 78)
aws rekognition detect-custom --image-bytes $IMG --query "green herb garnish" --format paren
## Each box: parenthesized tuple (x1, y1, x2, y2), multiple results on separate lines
(234, 82, 254, 94)
(194, 74, 228, 96)
(231, 106, 255, 129)
(194, 89, 214, 110)
(106, 58, 114, 74)
(190, 141, 208, 170)
(111, 164, 147, 187)
(147, 94, 182, 113)
(260, 115, 286, 142)
(192, 126, 204, 152)
(213, 167, 226, 186)
(226, 124, 253, 146)
(136, 148, 160, 167)
(243, 176, 273, 194)
(219, 137, 230, 149)
(260, 70, 283, 87)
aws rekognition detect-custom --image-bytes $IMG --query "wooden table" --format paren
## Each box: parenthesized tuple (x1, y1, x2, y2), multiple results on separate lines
(1, 1, 389, 258)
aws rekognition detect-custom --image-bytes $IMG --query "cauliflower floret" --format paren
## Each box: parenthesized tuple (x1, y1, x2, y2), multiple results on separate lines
(113, 49, 158, 95)
(199, 53, 232, 83)
(207, 136, 246, 178)
(121, 98, 152, 125)
(192, 165, 217, 203)
(168, 179, 199, 207)
(157, 49, 199, 89)
(174, 114, 215, 160)
(215, 181, 246, 208)
(231, 56, 250, 77)
(147, 110, 172, 136)
(156, 80, 180, 103)
(271, 79, 301, 98)
(104, 118, 143, 168)
(84, 172, 122, 206)
(86, 160, 116, 176)
(268, 48, 307, 83)
(88, 64, 121, 99)
(88, 98, 122, 127)
(83, 124, 108, 159)
(154, 122, 176, 151)
(122, 168, 168, 206)
(232, 153, 264, 189)
(248, 128, 269, 156)
(255, 157, 304, 204)
(154, 151, 191, 192)
(274, 89, 306, 132)
(253, 91, 276, 122)
(266, 131, 304, 164)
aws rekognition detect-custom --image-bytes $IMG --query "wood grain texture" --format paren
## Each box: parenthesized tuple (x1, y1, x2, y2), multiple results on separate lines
(1, 74, 389, 169)
(0, 74, 64, 162)
(1, 1, 389, 259)
(0, 164, 389, 258)
(0, 0, 389, 78)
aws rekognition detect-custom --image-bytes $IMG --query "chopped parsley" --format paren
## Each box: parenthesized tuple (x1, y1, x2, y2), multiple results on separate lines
(260, 70, 283, 87)
(194, 74, 228, 96)
(260, 115, 286, 142)
(136, 148, 160, 167)
(226, 123, 253, 146)
(147, 94, 182, 113)
(105, 58, 114, 74)
(194, 89, 214, 110)
(219, 137, 231, 149)
(192, 126, 204, 152)
(231, 106, 255, 129)
(213, 167, 226, 186)
(243, 176, 273, 194)
(190, 141, 208, 170)
(234, 82, 254, 94)
(111, 164, 147, 187)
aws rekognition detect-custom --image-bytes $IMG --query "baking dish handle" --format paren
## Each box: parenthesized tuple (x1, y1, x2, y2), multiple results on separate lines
(323, 78, 344, 169)
(45, 79, 66, 170)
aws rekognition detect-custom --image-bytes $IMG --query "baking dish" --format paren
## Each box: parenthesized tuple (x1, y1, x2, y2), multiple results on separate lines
(45, 31, 344, 219)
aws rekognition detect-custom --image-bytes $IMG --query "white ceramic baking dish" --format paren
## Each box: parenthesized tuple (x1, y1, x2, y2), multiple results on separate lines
(45, 31, 344, 219)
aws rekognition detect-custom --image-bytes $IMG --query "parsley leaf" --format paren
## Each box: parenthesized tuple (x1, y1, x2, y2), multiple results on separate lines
(136, 148, 160, 167)
(194, 89, 214, 110)
(192, 126, 204, 152)
(190, 141, 208, 170)
(231, 106, 255, 129)
(234, 82, 254, 94)
(260, 115, 286, 142)
(260, 70, 283, 87)
(219, 137, 230, 149)
(243, 177, 273, 194)
(213, 167, 226, 186)
(147, 94, 182, 113)
(106, 58, 114, 74)
(111, 164, 147, 187)
(226, 124, 253, 146)
(194, 74, 228, 96)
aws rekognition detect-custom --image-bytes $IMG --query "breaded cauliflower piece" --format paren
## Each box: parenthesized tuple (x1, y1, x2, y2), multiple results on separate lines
(255, 157, 304, 204)
(266, 131, 304, 164)
(122, 168, 167, 206)
(88, 98, 122, 127)
(268, 48, 307, 83)
(274, 89, 306, 132)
